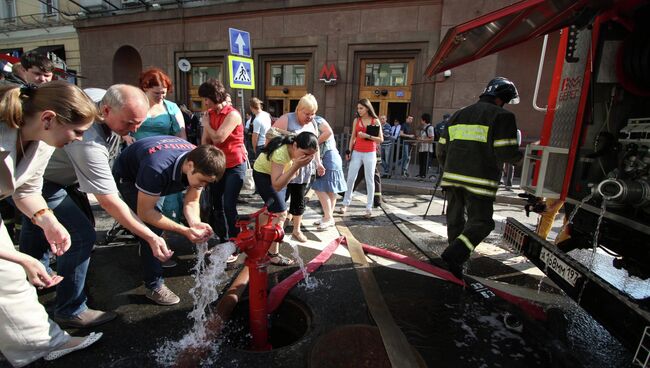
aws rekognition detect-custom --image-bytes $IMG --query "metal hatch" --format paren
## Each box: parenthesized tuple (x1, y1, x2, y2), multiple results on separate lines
(425, 0, 599, 77)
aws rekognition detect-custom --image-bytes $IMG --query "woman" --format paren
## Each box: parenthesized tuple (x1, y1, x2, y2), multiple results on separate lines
(130, 67, 186, 142)
(0, 81, 102, 366)
(249, 97, 272, 158)
(339, 99, 384, 217)
(199, 79, 247, 244)
(311, 116, 347, 230)
(126, 68, 187, 224)
(253, 132, 318, 265)
(272, 94, 325, 242)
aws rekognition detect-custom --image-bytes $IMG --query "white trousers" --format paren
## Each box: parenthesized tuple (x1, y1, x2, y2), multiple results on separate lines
(342, 150, 376, 210)
(0, 220, 69, 367)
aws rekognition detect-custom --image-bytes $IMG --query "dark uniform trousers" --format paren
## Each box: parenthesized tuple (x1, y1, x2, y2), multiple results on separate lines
(446, 186, 495, 254)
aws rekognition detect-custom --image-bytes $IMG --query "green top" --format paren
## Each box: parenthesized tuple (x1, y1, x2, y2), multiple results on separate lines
(253, 144, 292, 174)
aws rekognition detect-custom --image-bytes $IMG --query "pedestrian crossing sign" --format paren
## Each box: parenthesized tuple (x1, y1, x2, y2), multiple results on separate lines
(228, 55, 255, 90)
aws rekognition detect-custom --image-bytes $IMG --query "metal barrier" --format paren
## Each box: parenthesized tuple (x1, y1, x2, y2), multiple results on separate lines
(334, 133, 441, 180)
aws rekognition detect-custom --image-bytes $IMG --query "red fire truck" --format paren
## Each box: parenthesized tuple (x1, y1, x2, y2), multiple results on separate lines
(426, 0, 650, 361)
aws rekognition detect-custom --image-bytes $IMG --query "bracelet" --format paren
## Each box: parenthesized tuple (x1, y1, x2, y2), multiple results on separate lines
(31, 208, 53, 224)
(345, 149, 351, 155)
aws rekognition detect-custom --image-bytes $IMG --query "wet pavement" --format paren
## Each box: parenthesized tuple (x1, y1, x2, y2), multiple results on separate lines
(2, 179, 639, 368)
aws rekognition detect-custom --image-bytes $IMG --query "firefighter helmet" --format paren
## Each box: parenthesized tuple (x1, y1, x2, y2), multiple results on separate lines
(480, 77, 520, 104)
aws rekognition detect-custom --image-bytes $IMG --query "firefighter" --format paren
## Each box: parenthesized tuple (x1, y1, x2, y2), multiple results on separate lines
(436, 77, 523, 279)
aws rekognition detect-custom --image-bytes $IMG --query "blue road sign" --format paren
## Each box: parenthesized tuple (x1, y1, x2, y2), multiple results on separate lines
(229, 28, 251, 57)
(228, 55, 255, 90)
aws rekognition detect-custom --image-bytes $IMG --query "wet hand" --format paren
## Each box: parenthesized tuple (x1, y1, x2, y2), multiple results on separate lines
(294, 153, 314, 168)
(185, 225, 212, 243)
(192, 223, 214, 243)
(150, 237, 174, 262)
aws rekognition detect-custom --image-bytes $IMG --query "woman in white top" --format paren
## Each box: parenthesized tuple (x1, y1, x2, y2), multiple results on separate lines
(249, 97, 272, 157)
(0, 81, 102, 366)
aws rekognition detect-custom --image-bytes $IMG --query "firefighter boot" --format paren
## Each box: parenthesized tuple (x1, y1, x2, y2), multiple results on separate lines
(441, 241, 471, 279)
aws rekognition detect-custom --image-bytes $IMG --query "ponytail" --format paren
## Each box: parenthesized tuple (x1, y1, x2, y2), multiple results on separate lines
(0, 81, 98, 130)
(262, 131, 318, 161)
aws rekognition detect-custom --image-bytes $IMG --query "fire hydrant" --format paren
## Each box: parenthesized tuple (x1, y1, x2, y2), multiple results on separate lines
(232, 207, 284, 351)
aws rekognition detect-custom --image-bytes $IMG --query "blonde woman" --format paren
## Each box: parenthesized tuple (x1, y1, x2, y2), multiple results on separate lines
(0, 81, 102, 366)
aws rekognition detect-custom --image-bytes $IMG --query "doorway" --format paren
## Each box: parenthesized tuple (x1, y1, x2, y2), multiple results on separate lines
(387, 102, 409, 124)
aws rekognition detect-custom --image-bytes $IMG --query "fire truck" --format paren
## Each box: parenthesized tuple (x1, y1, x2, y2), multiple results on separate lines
(426, 0, 650, 361)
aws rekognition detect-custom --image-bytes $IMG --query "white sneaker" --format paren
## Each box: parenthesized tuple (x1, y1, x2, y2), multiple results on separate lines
(44, 332, 103, 361)
(316, 219, 335, 230)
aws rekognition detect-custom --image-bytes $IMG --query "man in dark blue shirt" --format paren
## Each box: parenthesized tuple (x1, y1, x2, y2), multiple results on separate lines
(113, 136, 225, 305)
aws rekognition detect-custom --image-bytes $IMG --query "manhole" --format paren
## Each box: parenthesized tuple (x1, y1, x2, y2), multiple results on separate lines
(224, 296, 312, 350)
(309, 325, 426, 368)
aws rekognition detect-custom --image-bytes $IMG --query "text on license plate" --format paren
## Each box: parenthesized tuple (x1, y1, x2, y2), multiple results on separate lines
(539, 247, 580, 287)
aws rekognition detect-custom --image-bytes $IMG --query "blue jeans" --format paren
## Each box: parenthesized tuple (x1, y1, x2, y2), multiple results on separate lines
(380, 143, 393, 175)
(209, 161, 246, 240)
(18, 181, 96, 317)
(399, 142, 412, 175)
(115, 179, 164, 291)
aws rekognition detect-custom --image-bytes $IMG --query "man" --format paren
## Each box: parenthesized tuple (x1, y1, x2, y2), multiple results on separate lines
(399, 115, 415, 177)
(18, 85, 169, 328)
(113, 137, 225, 305)
(379, 115, 393, 176)
(0, 51, 54, 86)
(416, 113, 435, 179)
(436, 77, 523, 279)
(501, 128, 522, 189)
(434, 113, 451, 142)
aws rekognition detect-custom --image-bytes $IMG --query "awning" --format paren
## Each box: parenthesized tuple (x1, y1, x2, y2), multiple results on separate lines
(425, 0, 602, 77)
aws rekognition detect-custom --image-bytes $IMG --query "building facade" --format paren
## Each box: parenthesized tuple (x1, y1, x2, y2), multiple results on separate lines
(50, 0, 554, 138)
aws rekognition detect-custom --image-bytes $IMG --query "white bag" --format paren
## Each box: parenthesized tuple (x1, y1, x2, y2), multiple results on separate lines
(243, 160, 255, 191)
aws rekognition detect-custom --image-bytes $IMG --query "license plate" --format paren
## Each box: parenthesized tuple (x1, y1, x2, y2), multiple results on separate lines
(539, 247, 580, 287)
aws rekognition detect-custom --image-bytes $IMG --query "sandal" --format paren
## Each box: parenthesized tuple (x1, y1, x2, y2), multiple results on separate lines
(291, 231, 308, 243)
(268, 252, 294, 266)
(316, 219, 335, 230)
(313, 217, 324, 226)
(336, 206, 347, 215)
(364, 209, 373, 218)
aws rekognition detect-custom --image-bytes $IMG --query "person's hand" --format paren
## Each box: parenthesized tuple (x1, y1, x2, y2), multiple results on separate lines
(192, 222, 214, 243)
(345, 152, 351, 161)
(184, 225, 213, 243)
(359, 132, 368, 139)
(122, 135, 135, 145)
(20, 254, 63, 289)
(148, 236, 173, 262)
(293, 153, 314, 169)
(316, 163, 326, 177)
(43, 222, 71, 256)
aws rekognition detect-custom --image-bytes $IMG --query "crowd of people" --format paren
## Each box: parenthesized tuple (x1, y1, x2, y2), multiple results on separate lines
(0, 50, 525, 367)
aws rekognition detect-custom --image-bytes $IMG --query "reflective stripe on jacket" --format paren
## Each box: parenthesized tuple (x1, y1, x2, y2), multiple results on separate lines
(436, 99, 522, 198)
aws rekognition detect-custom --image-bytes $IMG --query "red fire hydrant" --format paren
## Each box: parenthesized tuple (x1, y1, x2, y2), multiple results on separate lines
(232, 207, 284, 351)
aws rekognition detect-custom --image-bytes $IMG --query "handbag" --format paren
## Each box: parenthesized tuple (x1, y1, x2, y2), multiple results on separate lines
(243, 160, 255, 191)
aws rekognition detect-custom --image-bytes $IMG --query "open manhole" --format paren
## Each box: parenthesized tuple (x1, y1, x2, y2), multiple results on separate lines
(224, 296, 312, 350)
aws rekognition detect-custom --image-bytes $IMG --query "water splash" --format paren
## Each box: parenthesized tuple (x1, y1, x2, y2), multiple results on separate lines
(289, 243, 318, 290)
(154, 241, 236, 367)
(577, 199, 607, 304)
(558, 193, 594, 236)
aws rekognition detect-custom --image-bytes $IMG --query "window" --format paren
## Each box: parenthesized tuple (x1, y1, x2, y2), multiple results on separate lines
(191, 65, 221, 86)
(364, 62, 409, 87)
(270, 63, 305, 86)
(1, 0, 15, 23)
(42, 0, 58, 17)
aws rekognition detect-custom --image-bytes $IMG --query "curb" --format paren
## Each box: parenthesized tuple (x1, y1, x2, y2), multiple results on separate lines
(381, 181, 526, 206)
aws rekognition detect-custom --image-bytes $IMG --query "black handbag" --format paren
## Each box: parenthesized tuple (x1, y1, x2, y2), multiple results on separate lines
(366, 124, 380, 137)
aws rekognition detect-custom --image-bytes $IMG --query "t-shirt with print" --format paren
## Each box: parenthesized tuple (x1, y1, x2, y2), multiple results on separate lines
(253, 144, 292, 175)
(113, 136, 195, 197)
(44, 122, 121, 195)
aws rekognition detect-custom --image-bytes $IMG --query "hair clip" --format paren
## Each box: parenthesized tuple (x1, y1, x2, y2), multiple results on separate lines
(20, 83, 38, 98)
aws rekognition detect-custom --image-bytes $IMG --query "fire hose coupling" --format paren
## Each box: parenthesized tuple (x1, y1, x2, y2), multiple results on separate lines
(596, 178, 650, 204)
